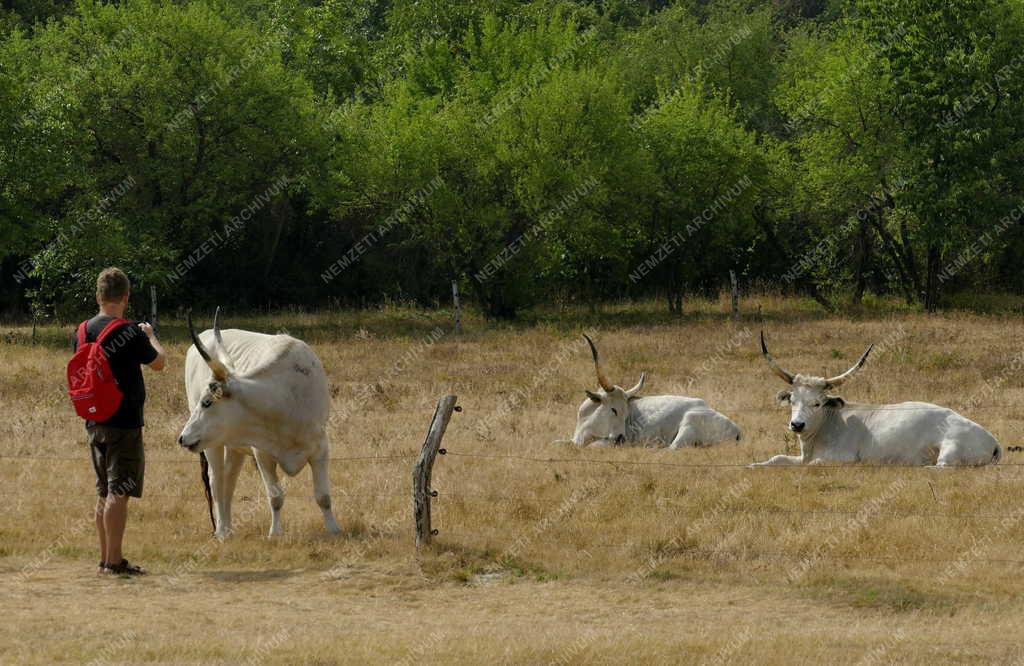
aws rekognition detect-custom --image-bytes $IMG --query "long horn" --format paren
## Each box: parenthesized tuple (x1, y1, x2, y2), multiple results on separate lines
(212, 305, 223, 348)
(825, 344, 874, 388)
(188, 309, 229, 380)
(188, 309, 212, 363)
(760, 331, 794, 385)
(624, 372, 646, 398)
(582, 333, 614, 391)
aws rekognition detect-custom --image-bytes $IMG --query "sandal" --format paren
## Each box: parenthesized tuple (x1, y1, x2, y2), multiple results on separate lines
(105, 559, 147, 576)
(97, 560, 107, 573)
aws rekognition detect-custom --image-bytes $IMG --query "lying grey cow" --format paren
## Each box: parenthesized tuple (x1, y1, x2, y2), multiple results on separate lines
(572, 334, 741, 448)
(756, 331, 1002, 466)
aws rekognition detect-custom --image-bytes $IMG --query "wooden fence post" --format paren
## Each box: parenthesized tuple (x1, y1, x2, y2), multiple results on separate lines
(451, 280, 462, 334)
(413, 394, 458, 548)
(730, 270, 739, 321)
(150, 285, 159, 334)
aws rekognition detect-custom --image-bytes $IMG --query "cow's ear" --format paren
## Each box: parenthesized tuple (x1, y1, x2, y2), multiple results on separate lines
(585, 390, 603, 403)
(823, 395, 845, 409)
(776, 390, 791, 404)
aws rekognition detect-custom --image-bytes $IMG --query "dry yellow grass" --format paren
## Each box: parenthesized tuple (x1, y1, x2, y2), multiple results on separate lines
(4, 296, 1024, 664)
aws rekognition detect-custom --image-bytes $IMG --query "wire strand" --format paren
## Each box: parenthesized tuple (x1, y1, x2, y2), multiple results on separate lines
(442, 450, 1024, 469)
(0, 489, 1018, 522)
(0, 453, 413, 463)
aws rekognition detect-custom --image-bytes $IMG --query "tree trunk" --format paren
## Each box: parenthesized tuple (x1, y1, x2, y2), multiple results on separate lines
(487, 282, 517, 319)
(666, 289, 683, 315)
(852, 218, 870, 304)
(262, 199, 290, 282)
(465, 267, 516, 320)
(898, 216, 924, 300)
(753, 207, 835, 312)
(924, 243, 941, 312)
(874, 180, 921, 303)
(665, 258, 683, 315)
(867, 216, 916, 304)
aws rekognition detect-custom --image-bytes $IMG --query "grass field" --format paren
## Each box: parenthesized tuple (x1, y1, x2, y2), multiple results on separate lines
(4, 296, 1024, 664)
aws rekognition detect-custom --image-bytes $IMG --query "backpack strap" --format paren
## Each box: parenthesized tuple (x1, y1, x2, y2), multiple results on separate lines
(94, 317, 130, 345)
(76, 321, 89, 348)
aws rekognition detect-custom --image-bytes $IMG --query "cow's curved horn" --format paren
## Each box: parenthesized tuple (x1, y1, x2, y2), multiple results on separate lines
(209, 305, 235, 370)
(188, 309, 229, 381)
(212, 305, 224, 348)
(760, 331, 794, 385)
(624, 372, 646, 399)
(583, 334, 614, 392)
(824, 344, 874, 388)
(188, 309, 212, 363)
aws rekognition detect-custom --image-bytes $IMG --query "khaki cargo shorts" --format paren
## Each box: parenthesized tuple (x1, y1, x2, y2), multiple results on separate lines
(88, 425, 144, 498)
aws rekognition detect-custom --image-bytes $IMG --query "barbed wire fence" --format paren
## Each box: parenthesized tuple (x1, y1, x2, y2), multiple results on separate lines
(397, 396, 1024, 573)
(7, 397, 1024, 572)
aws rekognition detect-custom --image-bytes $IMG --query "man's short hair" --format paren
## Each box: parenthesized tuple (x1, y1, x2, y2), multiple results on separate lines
(96, 267, 131, 303)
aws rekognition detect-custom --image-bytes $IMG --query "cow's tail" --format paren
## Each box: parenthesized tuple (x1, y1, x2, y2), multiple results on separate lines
(200, 451, 216, 533)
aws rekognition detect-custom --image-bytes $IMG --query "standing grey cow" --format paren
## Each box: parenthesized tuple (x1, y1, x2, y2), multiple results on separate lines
(572, 334, 741, 448)
(178, 309, 341, 538)
(756, 331, 1002, 466)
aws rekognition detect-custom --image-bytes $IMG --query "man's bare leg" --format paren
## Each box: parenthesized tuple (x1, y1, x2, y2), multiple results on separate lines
(95, 496, 107, 570)
(103, 494, 128, 565)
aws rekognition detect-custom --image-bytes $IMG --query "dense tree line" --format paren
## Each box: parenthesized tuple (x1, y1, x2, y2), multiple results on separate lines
(2, 0, 1023, 319)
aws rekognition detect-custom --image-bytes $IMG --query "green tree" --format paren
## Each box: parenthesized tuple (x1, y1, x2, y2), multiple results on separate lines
(855, 0, 1024, 309)
(639, 83, 761, 312)
(774, 24, 915, 304)
(10, 0, 321, 315)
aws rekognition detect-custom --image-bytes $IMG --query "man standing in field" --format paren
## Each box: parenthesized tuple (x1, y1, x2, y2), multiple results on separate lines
(73, 268, 165, 575)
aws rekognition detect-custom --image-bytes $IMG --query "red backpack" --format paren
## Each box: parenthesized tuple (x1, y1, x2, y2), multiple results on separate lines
(67, 318, 128, 421)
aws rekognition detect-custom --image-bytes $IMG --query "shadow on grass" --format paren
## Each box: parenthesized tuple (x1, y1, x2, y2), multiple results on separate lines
(801, 573, 959, 613)
(201, 569, 297, 583)
(416, 539, 563, 584)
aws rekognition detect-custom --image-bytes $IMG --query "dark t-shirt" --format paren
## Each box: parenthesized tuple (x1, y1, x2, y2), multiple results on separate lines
(72, 314, 159, 429)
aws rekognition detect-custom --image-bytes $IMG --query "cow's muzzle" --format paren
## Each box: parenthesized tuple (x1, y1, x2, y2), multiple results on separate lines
(789, 421, 805, 433)
(178, 435, 201, 452)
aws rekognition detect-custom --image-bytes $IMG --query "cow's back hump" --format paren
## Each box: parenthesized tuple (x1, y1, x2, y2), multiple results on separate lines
(188, 329, 330, 424)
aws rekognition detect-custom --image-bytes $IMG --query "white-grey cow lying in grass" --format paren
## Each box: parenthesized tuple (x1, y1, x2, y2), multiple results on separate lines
(756, 331, 1002, 467)
(572, 334, 741, 449)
